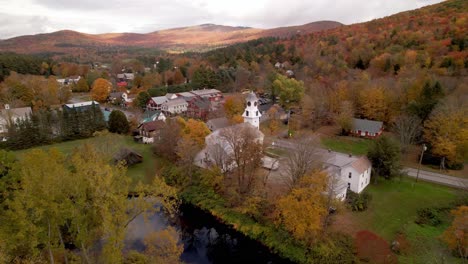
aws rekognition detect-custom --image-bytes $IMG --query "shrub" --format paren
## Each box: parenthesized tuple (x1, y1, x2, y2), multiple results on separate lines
(346, 191, 372, 211)
(415, 207, 442, 226)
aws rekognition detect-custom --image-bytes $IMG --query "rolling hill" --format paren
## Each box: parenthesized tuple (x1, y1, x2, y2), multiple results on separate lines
(0, 21, 342, 54)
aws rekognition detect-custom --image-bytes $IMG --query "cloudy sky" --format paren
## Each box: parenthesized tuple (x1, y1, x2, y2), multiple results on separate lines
(0, 0, 444, 39)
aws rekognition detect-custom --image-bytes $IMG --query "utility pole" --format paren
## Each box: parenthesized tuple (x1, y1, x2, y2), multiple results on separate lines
(414, 144, 427, 185)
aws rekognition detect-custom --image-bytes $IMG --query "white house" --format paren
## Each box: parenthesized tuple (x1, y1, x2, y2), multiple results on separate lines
(147, 96, 168, 110)
(242, 91, 261, 129)
(322, 150, 372, 196)
(0, 105, 32, 135)
(161, 98, 188, 114)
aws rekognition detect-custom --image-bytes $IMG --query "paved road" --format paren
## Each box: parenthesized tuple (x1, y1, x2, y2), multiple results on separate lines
(404, 168, 468, 189)
(271, 139, 468, 190)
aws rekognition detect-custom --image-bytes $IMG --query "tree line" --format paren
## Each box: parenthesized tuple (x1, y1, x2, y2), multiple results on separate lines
(3, 103, 106, 150)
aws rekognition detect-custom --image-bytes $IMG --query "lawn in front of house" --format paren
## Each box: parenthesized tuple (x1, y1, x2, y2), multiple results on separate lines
(14, 133, 158, 186)
(321, 136, 373, 156)
(346, 177, 462, 263)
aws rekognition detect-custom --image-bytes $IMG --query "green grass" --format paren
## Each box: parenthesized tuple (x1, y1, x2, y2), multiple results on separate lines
(352, 178, 463, 263)
(321, 136, 372, 155)
(14, 134, 158, 186)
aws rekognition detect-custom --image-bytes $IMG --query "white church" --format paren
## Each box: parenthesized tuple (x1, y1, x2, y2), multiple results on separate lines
(195, 91, 264, 172)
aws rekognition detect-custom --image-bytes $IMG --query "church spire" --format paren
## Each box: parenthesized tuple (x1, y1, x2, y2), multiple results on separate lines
(242, 91, 261, 129)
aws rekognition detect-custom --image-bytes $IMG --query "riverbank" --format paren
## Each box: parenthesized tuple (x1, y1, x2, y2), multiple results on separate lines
(180, 185, 355, 264)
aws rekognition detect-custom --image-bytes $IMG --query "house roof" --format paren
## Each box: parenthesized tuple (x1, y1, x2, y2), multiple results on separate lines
(163, 98, 188, 107)
(139, 120, 165, 132)
(109, 92, 124, 98)
(177, 92, 197, 98)
(64, 101, 100, 109)
(352, 118, 383, 134)
(0, 107, 32, 120)
(150, 96, 168, 105)
(192, 97, 211, 109)
(206, 117, 230, 131)
(190, 89, 221, 97)
(246, 91, 258, 102)
(322, 150, 371, 174)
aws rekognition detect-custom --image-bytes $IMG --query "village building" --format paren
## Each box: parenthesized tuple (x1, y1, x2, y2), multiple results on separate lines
(196, 91, 264, 172)
(161, 98, 188, 115)
(0, 105, 32, 135)
(185, 96, 211, 120)
(137, 120, 165, 144)
(322, 150, 372, 199)
(63, 101, 101, 111)
(141, 110, 166, 124)
(57, 75, 81, 86)
(147, 96, 168, 111)
(351, 118, 383, 138)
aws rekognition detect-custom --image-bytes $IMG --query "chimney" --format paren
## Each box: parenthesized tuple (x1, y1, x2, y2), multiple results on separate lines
(5, 104, 10, 110)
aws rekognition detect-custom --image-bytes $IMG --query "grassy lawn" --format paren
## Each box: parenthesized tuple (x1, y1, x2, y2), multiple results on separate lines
(321, 136, 373, 156)
(350, 178, 463, 263)
(14, 134, 158, 187)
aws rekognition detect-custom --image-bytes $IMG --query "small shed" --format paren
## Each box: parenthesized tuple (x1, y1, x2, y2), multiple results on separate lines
(113, 148, 143, 166)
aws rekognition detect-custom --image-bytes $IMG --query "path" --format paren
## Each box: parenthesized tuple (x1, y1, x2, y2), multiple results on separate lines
(271, 139, 468, 190)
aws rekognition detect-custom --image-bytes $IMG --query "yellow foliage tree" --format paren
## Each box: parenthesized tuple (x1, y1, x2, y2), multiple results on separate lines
(424, 104, 468, 168)
(224, 96, 244, 118)
(91, 78, 112, 102)
(230, 114, 244, 124)
(441, 206, 468, 259)
(143, 227, 184, 263)
(180, 118, 211, 147)
(276, 170, 328, 245)
(358, 86, 389, 122)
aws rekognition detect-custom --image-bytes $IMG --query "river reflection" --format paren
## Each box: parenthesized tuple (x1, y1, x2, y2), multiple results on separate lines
(125, 204, 293, 264)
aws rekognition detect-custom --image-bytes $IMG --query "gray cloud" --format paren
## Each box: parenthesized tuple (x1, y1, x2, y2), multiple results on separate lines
(1, 0, 444, 39)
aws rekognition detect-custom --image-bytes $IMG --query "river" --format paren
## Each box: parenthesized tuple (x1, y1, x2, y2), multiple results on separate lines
(125, 204, 293, 264)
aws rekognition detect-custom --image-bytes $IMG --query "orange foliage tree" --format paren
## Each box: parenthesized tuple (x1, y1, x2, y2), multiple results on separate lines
(91, 78, 112, 102)
(441, 206, 468, 259)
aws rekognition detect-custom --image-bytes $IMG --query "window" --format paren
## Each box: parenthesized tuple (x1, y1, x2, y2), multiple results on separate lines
(348, 172, 352, 179)
(246, 111, 249, 116)
(347, 183, 351, 189)
(256, 111, 258, 116)
(361, 182, 363, 187)
(254, 101, 257, 106)
(366, 178, 368, 184)
(248, 101, 251, 106)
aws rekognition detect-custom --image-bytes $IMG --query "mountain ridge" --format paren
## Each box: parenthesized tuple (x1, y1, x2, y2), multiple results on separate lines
(0, 21, 343, 54)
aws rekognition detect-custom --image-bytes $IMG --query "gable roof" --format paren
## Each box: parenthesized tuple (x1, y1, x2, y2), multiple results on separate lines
(352, 118, 383, 133)
(163, 98, 188, 107)
(0, 107, 32, 120)
(322, 150, 371, 174)
(64, 101, 100, 109)
(150, 96, 168, 105)
(139, 120, 165, 132)
(206, 117, 230, 131)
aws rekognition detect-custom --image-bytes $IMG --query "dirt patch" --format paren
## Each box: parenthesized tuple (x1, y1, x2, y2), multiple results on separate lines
(355, 230, 398, 264)
(329, 210, 362, 236)
(315, 125, 341, 138)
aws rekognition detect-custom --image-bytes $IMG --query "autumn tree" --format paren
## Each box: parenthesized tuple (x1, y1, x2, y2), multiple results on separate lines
(108, 110, 129, 134)
(358, 86, 389, 122)
(335, 100, 355, 135)
(283, 136, 321, 189)
(153, 118, 181, 161)
(441, 206, 468, 259)
(423, 102, 468, 169)
(135, 91, 151, 110)
(276, 170, 328, 245)
(0, 146, 179, 263)
(393, 114, 422, 152)
(91, 78, 112, 102)
(224, 95, 244, 118)
(73, 77, 90, 92)
(219, 124, 263, 194)
(180, 118, 211, 147)
(175, 137, 202, 184)
(367, 136, 401, 181)
(272, 75, 304, 110)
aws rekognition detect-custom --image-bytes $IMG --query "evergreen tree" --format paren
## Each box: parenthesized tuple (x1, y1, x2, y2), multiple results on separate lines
(108, 110, 129, 134)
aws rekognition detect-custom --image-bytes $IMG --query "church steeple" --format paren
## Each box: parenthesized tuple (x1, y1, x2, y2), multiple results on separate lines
(242, 91, 261, 129)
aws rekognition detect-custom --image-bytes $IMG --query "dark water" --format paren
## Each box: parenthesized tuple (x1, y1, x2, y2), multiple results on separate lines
(125, 204, 293, 264)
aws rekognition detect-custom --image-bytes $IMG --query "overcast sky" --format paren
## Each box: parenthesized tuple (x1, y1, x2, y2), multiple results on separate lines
(0, 0, 444, 39)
